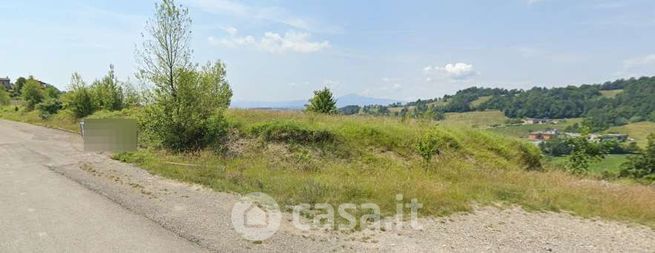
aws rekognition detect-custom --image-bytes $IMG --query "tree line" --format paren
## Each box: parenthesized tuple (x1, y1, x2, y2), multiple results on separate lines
(395, 76, 655, 130)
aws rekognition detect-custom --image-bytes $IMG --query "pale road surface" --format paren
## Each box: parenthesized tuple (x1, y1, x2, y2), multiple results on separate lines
(0, 121, 207, 252)
(1, 119, 655, 253)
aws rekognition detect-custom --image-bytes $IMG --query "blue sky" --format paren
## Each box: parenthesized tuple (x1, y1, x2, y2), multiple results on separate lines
(1, 0, 654, 102)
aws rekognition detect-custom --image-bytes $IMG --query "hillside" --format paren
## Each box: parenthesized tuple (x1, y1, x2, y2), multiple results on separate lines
(3, 106, 655, 228)
(397, 77, 655, 131)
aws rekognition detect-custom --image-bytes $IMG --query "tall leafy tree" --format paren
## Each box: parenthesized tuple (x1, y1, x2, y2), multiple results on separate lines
(138, 0, 232, 151)
(306, 87, 337, 114)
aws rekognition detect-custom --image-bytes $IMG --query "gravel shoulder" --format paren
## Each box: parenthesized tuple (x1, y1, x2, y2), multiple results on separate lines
(1, 119, 654, 252)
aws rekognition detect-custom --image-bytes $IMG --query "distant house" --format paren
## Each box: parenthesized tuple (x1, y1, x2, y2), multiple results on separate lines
(0, 77, 10, 90)
(589, 134, 629, 143)
(528, 130, 559, 141)
(523, 118, 553, 125)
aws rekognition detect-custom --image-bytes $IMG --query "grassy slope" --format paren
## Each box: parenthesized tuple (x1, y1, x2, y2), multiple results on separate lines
(600, 89, 623, 98)
(470, 96, 492, 109)
(3, 106, 655, 227)
(548, 154, 630, 175)
(440, 110, 507, 128)
(608, 122, 655, 148)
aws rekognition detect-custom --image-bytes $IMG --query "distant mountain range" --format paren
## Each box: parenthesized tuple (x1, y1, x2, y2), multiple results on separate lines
(231, 94, 402, 109)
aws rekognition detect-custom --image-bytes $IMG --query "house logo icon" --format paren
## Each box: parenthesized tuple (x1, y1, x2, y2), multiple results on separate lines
(231, 192, 281, 241)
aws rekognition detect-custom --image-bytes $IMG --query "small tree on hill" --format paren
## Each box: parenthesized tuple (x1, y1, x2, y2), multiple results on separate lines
(566, 127, 608, 174)
(417, 133, 441, 170)
(306, 87, 337, 114)
(620, 134, 655, 180)
(21, 79, 44, 111)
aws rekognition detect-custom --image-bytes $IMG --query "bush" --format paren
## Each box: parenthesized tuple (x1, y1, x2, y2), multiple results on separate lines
(36, 98, 63, 119)
(539, 138, 572, 156)
(0, 88, 10, 106)
(21, 79, 44, 111)
(518, 143, 543, 171)
(90, 65, 124, 111)
(62, 73, 96, 118)
(250, 121, 334, 144)
(142, 63, 232, 151)
(416, 133, 441, 167)
(620, 134, 655, 180)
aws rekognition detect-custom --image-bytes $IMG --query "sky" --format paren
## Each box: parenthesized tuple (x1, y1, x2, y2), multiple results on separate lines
(1, 0, 654, 102)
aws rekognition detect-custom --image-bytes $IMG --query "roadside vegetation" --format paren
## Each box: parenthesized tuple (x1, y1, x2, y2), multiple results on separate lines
(1, 0, 655, 229)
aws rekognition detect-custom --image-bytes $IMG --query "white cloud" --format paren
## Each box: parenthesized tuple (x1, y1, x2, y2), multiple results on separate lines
(424, 63, 477, 81)
(209, 28, 330, 54)
(527, 0, 545, 5)
(624, 54, 655, 69)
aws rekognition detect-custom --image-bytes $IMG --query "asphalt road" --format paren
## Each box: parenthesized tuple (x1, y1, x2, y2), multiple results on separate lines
(0, 120, 206, 253)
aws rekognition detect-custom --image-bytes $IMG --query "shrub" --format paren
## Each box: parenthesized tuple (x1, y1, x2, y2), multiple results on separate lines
(518, 143, 543, 171)
(36, 98, 63, 119)
(416, 133, 441, 168)
(62, 73, 96, 118)
(21, 79, 44, 111)
(142, 64, 232, 151)
(306, 87, 337, 114)
(620, 134, 655, 180)
(90, 65, 124, 111)
(0, 88, 10, 106)
(250, 121, 334, 144)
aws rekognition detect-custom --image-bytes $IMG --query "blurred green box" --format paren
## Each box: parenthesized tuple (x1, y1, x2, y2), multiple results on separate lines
(82, 119, 137, 152)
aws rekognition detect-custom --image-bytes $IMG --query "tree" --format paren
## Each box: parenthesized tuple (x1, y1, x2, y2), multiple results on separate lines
(339, 105, 360, 115)
(138, 0, 232, 151)
(44, 86, 61, 99)
(137, 0, 192, 101)
(62, 73, 96, 118)
(91, 65, 124, 111)
(620, 134, 655, 180)
(12, 77, 26, 97)
(21, 79, 44, 110)
(306, 87, 337, 114)
(566, 128, 608, 174)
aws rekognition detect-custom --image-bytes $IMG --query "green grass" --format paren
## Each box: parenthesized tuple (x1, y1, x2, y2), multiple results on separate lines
(600, 89, 623, 98)
(470, 96, 492, 109)
(548, 154, 630, 175)
(0, 105, 79, 132)
(608, 122, 655, 148)
(3, 106, 655, 228)
(440, 110, 508, 128)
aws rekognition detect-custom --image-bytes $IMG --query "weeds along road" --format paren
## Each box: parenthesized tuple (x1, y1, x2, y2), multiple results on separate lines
(0, 119, 343, 253)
